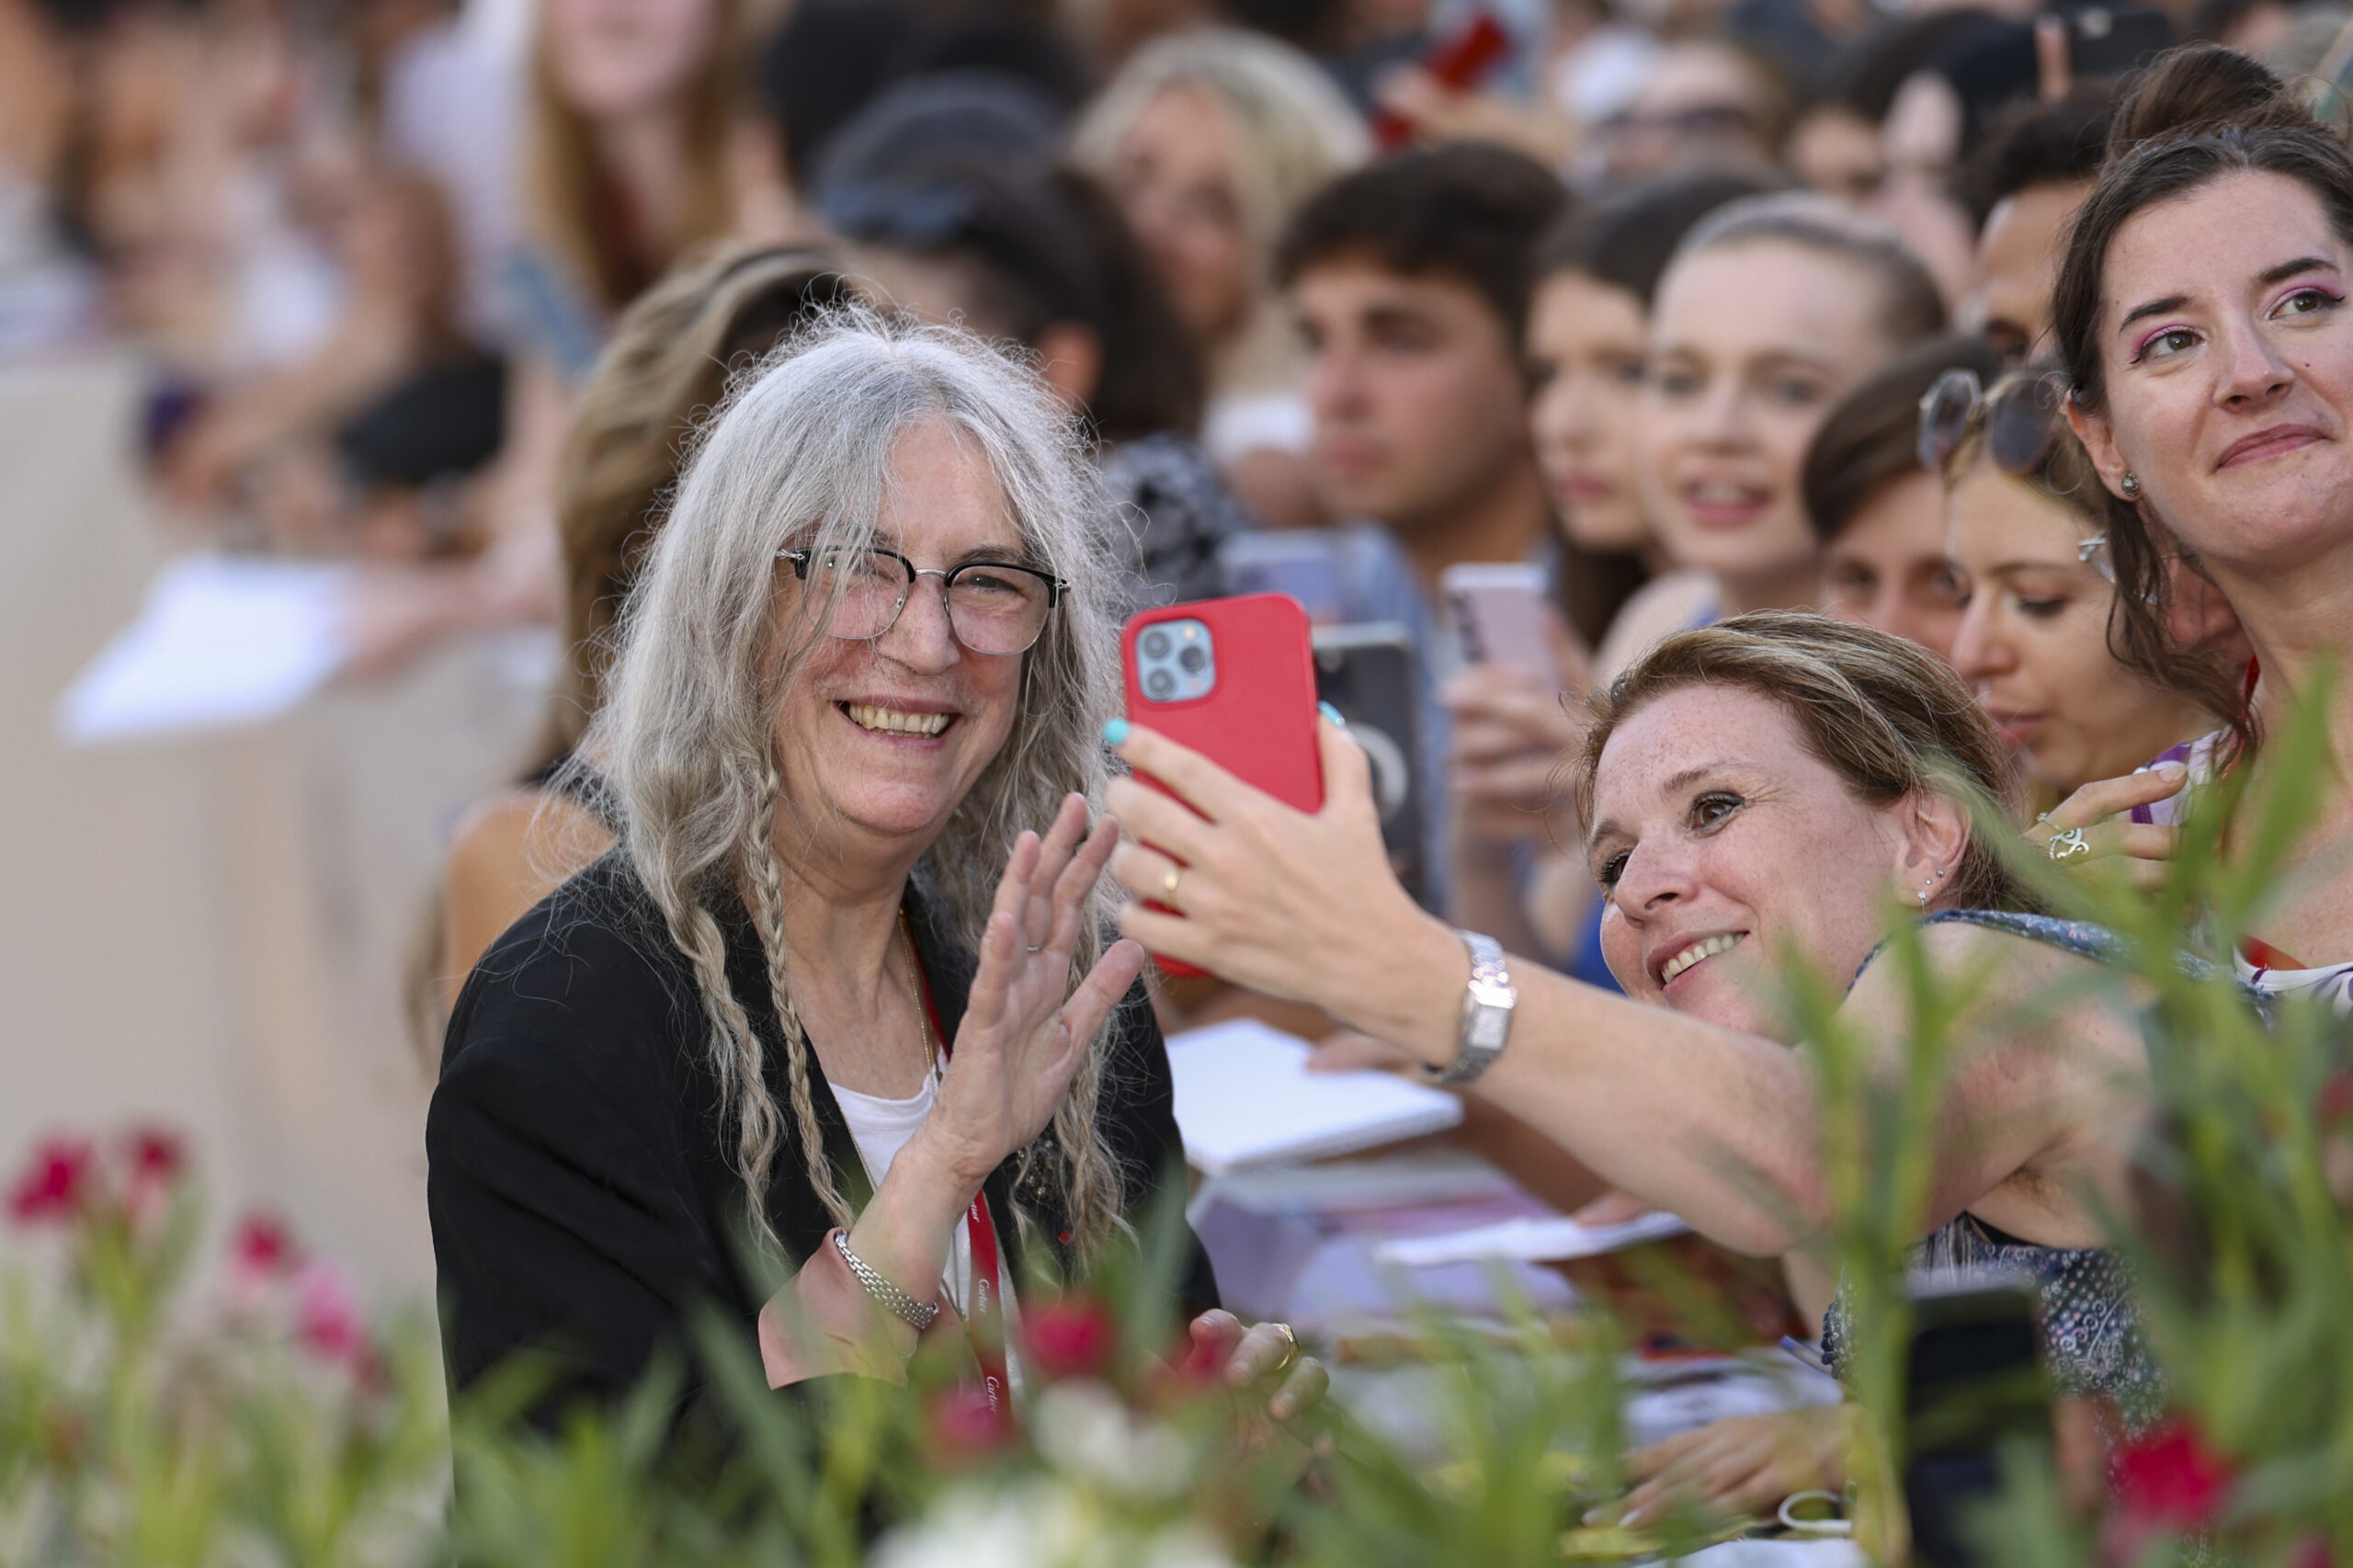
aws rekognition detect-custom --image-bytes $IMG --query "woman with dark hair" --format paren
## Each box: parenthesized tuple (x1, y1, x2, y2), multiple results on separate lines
(1805, 334, 1999, 660)
(1936, 363, 2228, 815)
(2053, 42, 2353, 1011)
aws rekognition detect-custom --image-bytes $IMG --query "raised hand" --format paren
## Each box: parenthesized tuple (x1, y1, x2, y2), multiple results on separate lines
(2024, 761, 2188, 892)
(927, 793, 1147, 1187)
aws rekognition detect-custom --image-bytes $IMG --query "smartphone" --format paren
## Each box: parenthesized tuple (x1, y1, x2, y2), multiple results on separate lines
(1122, 594, 1324, 977)
(1313, 622, 1425, 905)
(1439, 562, 1554, 677)
(1902, 1278, 2053, 1568)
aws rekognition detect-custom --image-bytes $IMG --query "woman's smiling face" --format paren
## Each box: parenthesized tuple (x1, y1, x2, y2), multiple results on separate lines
(1639, 241, 1898, 594)
(771, 421, 1029, 861)
(2072, 169, 2353, 583)
(1588, 684, 1929, 1040)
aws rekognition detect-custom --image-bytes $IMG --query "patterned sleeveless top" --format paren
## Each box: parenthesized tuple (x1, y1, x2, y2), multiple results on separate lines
(1819, 909, 2163, 1426)
(2131, 732, 2353, 1015)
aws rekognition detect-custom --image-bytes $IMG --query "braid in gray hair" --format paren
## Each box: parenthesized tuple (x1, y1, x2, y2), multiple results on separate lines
(745, 749, 856, 1233)
(587, 306, 1138, 1265)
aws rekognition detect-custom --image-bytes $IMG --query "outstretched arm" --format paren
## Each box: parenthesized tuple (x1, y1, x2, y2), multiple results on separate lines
(1104, 721, 2124, 1256)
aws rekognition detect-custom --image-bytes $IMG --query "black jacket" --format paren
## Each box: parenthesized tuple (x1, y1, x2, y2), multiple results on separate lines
(426, 850, 1216, 1424)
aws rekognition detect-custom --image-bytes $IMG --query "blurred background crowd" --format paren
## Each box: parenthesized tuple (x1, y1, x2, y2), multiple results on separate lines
(0, 0, 2324, 1320)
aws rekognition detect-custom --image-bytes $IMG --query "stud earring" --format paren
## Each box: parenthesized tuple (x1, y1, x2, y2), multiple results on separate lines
(2120, 472, 2142, 498)
(1917, 877, 1936, 908)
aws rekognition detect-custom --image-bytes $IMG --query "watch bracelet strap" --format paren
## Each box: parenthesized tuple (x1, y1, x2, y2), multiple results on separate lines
(1425, 928, 1514, 1086)
(833, 1230, 941, 1332)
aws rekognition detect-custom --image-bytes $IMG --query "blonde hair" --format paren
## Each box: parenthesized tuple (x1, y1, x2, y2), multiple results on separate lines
(1069, 27, 1366, 392)
(524, 0, 745, 317)
(1573, 610, 2031, 915)
(543, 244, 861, 766)
(586, 308, 1131, 1258)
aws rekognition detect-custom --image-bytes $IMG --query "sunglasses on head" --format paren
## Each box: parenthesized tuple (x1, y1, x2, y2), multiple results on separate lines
(1916, 368, 2067, 477)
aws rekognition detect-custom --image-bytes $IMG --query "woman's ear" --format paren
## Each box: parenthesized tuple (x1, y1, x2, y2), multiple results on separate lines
(2064, 395, 2135, 502)
(1899, 788, 1974, 903)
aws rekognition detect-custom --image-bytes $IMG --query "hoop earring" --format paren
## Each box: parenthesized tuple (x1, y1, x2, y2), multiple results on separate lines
(2120, 472, 2142, 498)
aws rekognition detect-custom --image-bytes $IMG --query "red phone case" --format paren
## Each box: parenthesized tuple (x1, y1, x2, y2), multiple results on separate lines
(1371, 10, 1512, 151)
(1121, 594, 1324, 978)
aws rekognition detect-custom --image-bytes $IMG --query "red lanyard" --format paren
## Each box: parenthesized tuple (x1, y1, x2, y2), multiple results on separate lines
(914, 958, 1010, 1412)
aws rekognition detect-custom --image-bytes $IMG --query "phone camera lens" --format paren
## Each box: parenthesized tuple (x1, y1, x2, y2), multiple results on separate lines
(1145, 668, 1175, 699)
(1141, 629, 1172, 660)
(1176, 644, 1206, 674)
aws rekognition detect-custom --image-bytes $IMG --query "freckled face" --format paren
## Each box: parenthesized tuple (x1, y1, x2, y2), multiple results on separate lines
(1588, 685, 1918, 1040)
(2075, 170, 2353, 581)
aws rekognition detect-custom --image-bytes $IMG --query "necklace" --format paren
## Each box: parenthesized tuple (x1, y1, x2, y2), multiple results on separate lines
(898, 909, 940, 1084)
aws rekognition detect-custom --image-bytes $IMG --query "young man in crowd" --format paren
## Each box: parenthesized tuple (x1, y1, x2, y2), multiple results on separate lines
(1277, 142, 1567, 595)
(1961, 89, 2113, 365)
(1268, 142, 1567, 916)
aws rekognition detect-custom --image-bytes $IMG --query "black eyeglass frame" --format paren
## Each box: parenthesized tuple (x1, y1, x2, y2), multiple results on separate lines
(778, 545, 1071, 653)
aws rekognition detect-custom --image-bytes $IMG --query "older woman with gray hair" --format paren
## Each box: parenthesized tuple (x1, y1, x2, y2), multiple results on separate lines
(426, 311, 1322, 1432)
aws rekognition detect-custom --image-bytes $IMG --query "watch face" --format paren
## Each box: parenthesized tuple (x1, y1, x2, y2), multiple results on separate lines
(1466, 1008, 1510, 1051)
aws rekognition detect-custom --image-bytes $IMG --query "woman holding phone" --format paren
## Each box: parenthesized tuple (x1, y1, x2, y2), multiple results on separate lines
(1105, 611, 2176, 1513)
(428, 312, 1324, 1437)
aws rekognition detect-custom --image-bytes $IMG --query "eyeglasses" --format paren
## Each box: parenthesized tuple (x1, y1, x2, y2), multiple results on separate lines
(1917, 368, 2066, 476)
(779, 546, 1067, 654)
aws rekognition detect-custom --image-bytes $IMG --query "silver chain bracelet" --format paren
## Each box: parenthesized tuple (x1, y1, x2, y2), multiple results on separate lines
(833, 1231, 940, 1333)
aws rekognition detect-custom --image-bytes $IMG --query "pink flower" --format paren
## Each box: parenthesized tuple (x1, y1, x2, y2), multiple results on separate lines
(2102, 1417, 2236, 1565)
(1021, 1297, 1114, 1383)
(229, 1211, 296, 1284)
(291, 1259, 366, 1367)
(926, 1383, 1015, 1462)
(8, 1137, 94, 1225)
(119, 1126, 186, 1222)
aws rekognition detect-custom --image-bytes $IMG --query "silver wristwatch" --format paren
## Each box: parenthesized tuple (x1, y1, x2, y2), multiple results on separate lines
(1424, 929, 1515, 1085)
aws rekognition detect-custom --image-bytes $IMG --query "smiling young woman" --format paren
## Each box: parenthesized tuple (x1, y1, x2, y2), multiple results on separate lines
(2052, 44, 2353, 1012)
(1632, 194, 1947, 629)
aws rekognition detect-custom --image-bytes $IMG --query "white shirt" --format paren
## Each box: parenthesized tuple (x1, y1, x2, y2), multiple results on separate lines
(831, 1074, 1026, 1392)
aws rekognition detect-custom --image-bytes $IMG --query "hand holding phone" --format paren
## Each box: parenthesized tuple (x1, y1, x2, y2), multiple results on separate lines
(1122, 594, 1324, 976)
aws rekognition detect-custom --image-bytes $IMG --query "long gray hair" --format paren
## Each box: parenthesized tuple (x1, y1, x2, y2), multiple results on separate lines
(584, 307, 1131, 1261)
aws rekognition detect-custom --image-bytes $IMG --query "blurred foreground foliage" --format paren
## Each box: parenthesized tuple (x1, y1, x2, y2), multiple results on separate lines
(1, 687, 2348, 1565)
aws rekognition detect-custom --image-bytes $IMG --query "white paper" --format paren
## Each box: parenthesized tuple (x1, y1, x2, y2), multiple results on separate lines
(1372, 1210, 1691, 1269)
(57, 557, 354, 744)
(1674, 1540, 1866, 1567)
(1166, 1018, 1464, 1176)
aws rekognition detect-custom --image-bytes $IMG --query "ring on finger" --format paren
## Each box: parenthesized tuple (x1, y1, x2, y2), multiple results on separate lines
(2047, 826, 2091, 862)
(1161, 866, 1183, 908)
(1269, 1321, 1298, 1372)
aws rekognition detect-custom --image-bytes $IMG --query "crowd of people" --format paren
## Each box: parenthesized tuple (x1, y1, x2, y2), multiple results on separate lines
(12, 0, 2353, 1535)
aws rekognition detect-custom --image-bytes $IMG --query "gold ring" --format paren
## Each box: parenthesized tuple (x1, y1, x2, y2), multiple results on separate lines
(1161, 866, 1182, 905)
(1270, 1321, 1298, 1371)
